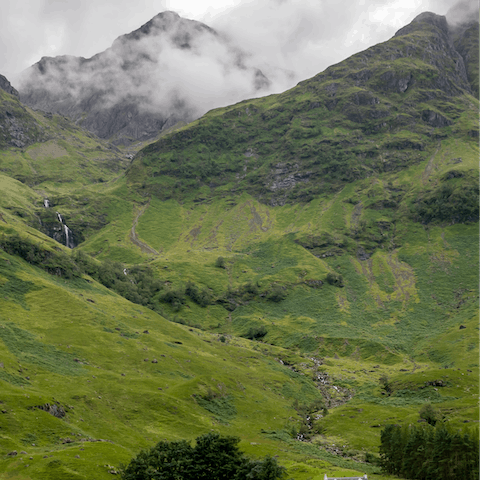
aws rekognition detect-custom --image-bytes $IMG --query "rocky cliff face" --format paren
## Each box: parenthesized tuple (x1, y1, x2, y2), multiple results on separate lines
(0, 74, 45, 148)
(17, 11, 271, 145)
(0, 74, 19, 97)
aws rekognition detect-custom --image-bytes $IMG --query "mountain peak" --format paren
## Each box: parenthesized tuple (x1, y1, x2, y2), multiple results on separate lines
(394, 11, 449, 38)
(18, 9, 270, 145)
(115, 10, 215, 45)
(155, 10, 180, 18)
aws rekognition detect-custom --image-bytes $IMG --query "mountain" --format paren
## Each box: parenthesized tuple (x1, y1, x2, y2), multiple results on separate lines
(129, 12, 478, 209)
(117, 11, 478, 353)
(17, 11, 273, 146)
(0, 9, 478, 480)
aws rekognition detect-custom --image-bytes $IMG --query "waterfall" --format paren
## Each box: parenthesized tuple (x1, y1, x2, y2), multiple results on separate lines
(55, 211, 74, 249)
(44, 199, 50, 208)
(64, 224, 73, 249)
(123, 268, 128, 275)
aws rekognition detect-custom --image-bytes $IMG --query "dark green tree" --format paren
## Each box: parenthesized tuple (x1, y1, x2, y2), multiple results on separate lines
(235, 455, 286, 480)
(121, 440, 194, 480)
(190, 433, 244, 480)
(121, 434, 285, 480)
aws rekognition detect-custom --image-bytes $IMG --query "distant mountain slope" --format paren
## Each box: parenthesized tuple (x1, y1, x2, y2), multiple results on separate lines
(0, 73, 132, 248)
(17, 11, 273, 145)
(0, 73, 128, 187)
(129, 12, 478, 209)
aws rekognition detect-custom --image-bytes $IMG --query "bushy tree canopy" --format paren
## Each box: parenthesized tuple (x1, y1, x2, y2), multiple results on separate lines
(121, 433, 285, 480)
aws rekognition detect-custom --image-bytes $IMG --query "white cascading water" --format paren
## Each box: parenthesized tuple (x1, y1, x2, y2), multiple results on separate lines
(44, 199, 50, 208)
(56, 211, 74, 249)
(64, 224, 73, 249)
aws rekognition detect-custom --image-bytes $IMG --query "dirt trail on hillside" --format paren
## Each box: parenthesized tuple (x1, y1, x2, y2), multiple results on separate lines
(130, 203, 159, 255)
(351, 202, 363, 227)
(422, 142, 441, 184)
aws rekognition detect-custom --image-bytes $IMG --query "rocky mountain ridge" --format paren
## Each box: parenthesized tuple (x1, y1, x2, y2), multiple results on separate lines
(17, 11, 272, 145)
(130, 11, 478, 209)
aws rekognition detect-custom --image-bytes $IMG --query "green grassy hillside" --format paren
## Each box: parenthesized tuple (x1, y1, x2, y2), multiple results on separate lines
(0, 222, 404, 480)
(0, 11, 478, 480)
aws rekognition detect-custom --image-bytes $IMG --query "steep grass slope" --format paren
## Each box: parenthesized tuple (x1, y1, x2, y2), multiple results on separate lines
(0, 221, 404, 480)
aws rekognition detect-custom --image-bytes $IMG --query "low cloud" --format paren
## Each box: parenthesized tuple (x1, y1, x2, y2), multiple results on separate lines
(2, 0, 466, 84)
(446, 0, 479, 26)
(17, 12, 280, 141)
(207, 0, 471, 84)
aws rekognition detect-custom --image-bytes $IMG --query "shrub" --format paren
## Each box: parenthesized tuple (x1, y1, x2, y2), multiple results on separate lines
(419, 403, 440, 426)
(185, 281, 213, 307)
(379, 375, 392, 395)
(215, 256, 226, 268)
(241, 281, 259, 295)
(161, 288, 186, 310)
(267, 284, 288, 302)
(1, 233, 79, 278)
(242, 325, 267, 340)
(326, 272, 344, 287)
(365, 452, 380, 465)
(412, 172, 479, 224)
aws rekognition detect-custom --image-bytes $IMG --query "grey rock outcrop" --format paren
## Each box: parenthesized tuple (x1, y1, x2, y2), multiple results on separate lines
(37, 402, 66, 418)
(0, 73, 44, 148)
(0, 74, 19, 97)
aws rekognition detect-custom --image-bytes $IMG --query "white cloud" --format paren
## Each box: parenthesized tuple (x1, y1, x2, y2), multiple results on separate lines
(207, 0, 467, 84)
(1, 0, 466, 83)
(3, 0, 474, 126)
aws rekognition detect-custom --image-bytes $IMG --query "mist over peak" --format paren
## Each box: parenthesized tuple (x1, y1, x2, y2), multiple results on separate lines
(446, 0, 479, 27)
(17, 10, 284, 145)
(114, 10, 217, 48)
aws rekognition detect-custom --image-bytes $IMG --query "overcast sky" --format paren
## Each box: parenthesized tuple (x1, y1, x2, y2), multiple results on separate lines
(1, 0, 475, 86)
